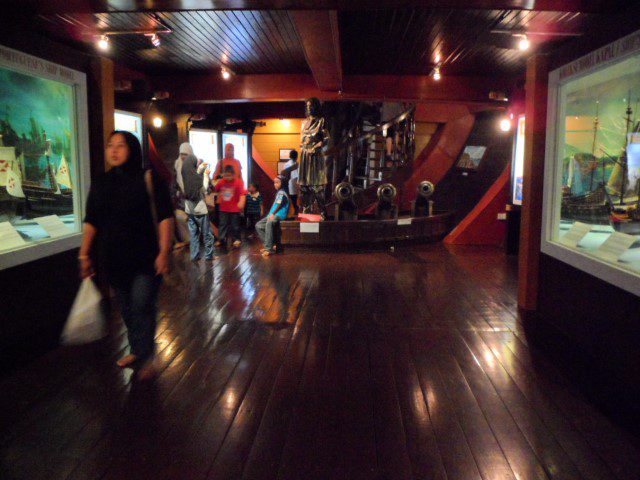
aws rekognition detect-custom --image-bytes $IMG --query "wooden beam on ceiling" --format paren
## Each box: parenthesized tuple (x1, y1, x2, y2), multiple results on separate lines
(152, 73, 514, 106)
(16, 0, 631, 13)
(290, 10, 342, 92)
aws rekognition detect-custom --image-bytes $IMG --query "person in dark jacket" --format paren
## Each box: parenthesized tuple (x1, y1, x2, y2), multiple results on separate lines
(78, 130, 174, 381)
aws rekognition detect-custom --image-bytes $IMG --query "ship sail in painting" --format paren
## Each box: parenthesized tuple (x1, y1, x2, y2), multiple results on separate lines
(0, 65, 76, 219)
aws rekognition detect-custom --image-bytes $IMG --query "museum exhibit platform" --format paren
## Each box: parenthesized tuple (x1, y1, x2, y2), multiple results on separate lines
(279, 211, 455, 247)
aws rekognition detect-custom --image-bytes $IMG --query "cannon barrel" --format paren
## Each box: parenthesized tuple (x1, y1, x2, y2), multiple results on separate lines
(335, 182, 355, 203)
(377, 183, 397, 203)
(417, 180, 435, 199)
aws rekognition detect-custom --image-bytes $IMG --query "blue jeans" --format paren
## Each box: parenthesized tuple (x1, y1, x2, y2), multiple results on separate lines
(256, 216, 280, 250)
(219, 211, 241, 243)
(188, 214, 215, 260)
(115, 274, 160, 360)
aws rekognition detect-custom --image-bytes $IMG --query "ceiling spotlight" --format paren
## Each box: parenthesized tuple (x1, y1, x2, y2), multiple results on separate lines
(152, 116, 163, 128)
(518, 35, 530, 51)
(433, 66, 441, 81)
(97, 35, 109, 51)
(499, 117, 512, 132)
(221, 67, 232, 80)
(434, 52, 441, 63)
(150, 33, 161, 47)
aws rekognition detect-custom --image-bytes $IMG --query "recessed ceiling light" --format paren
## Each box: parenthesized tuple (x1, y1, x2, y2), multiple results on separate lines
(221, 67, 232, 80)
(150, 33, 161, 48)
(518, 35, 530, 51)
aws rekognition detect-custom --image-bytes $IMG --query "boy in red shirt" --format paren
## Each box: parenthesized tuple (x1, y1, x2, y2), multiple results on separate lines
(215, 165, 247, 248)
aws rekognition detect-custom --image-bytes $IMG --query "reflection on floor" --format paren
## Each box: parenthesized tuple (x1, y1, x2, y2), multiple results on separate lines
(1, 244, 639, 480)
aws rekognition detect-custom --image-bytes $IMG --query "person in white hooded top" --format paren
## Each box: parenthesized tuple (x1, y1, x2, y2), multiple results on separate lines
(171, 142, 194, 248)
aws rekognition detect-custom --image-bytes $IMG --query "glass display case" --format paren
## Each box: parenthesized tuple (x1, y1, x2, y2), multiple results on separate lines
(0, 45, 90, 270)
(542, 29, 640, 296)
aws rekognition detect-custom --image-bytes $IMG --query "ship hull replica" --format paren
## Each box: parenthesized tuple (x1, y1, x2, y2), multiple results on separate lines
(561, 185, 610, 225)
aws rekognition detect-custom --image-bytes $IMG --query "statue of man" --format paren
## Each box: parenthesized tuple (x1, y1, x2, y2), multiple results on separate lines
(299, 97, 330, 216)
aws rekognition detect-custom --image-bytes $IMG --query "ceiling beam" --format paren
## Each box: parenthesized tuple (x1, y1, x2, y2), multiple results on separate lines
(152, 73, 514, 106)
(290, 10, 342, 92)
(16, 0, 630, 13)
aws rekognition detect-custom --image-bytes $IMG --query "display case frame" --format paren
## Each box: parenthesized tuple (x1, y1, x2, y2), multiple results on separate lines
(0, 45, 90, 271)
(541, 29, 640, 297)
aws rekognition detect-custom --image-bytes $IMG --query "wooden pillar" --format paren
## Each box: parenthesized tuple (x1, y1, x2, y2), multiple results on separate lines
(88, 57, 114, 173)
(518, 54, 549, 311)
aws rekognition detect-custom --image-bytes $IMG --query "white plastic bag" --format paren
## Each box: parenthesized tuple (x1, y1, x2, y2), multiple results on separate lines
(61, 278, 106, 345)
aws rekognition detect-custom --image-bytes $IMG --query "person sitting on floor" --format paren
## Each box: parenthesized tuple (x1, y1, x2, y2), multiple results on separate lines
(256, 175, 290, 257)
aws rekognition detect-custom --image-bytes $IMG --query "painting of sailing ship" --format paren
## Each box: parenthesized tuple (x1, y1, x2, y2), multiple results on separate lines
(0, 65, 76, 220)
(560, 65, 640, 226)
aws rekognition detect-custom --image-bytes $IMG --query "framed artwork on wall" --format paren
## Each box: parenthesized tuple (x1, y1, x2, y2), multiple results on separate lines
(456, 145, 486, 170)
(279, 148, 294, 161)
(0, 44, 91, 270)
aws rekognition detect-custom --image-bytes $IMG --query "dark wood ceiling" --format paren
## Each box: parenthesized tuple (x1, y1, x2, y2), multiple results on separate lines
(38, 11, 309, 74)
(33, 7, 635, 78)
(340, 8, 590, 76)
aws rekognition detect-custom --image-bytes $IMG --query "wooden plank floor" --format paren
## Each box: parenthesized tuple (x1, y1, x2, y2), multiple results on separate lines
(1, 243, 640, 480)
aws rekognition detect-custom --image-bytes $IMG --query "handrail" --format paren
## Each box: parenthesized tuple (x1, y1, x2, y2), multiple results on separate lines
(324, 105, 416, 157)
(323, 104, 416, 195)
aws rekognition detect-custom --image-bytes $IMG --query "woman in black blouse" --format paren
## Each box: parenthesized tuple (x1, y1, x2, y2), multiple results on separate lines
(78, 131, 174, 380)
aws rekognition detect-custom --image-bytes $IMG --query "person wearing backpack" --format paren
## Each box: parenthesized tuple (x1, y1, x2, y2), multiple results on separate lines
(78, 131, 174, 380)
(256, 175, 290, 257)
(181, 154, 215, 261)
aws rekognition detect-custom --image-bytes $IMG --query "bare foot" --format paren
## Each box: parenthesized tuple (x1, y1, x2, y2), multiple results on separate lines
(137, 358, 158, 381)
(116, 354, 138, 368)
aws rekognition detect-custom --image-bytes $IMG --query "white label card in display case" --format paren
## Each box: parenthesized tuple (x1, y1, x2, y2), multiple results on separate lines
(397, 218, 412, 226)
(558, 222, 592, 248)
(590, 232, 637, 263)
(300, 222, 320, 233)
(0, 222, 26, 250)
(34, 215, 72, 238)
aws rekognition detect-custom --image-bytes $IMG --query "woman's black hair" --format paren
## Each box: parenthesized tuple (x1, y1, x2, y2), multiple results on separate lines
(109, 130, 143, 175)
(248, 182, 260, 191)
(289, 149, 298, 160)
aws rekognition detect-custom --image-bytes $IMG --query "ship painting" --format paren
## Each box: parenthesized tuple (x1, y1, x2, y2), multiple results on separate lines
(0, 65, 76, 219)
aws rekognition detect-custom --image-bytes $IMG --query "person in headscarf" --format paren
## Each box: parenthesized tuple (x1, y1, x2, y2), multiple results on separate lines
(79, 130, 174, 381)
(213, 142, 243, 183)
(181, 153, 215, 262)
(171, 142, 193, 248)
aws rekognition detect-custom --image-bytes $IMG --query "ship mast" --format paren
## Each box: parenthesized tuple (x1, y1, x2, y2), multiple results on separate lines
(620, 93, 633, 205)
(589, 100, 600, 191)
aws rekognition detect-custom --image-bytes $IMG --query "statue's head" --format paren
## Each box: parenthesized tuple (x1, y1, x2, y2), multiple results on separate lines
(305, 97, 321, 117)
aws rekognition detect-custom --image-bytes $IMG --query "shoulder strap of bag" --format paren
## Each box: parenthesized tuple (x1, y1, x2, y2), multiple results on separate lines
(144, 169, 159, 234)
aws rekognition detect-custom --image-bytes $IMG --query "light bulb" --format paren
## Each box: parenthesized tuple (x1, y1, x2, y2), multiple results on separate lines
(434, 53, 441, 63)
(221, 67, 231, 80)
(499, 118, 512, 132)
(433, 67, 441, 81)
(518, 35, 530, 51)
(97, 35, 109, 51)
(150, 33, 161, 48)
(152, 116, 163, 128)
